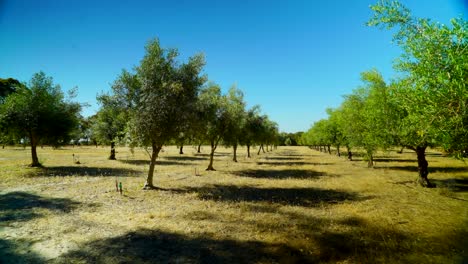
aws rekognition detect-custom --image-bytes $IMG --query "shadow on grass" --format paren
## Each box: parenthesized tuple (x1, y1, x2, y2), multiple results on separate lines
(232, 169, 332, 180)
(0, 238, 45, 264)
(248, 209, 465, 263)
(0, 192, 81, 222)
(58, 228, 309, 263)
(57, 213, 466, 263)
(27, 166, 141, 177)
(164, 156, 207, 161)
(261, 156, 304, 161)
(256, 161, 317, 166)
(196, 152, 231, 157)
(171, 185, 367, 207)
(432, 177, 468, 192)
(118, 160, 185, 167)
(373, 158, 415, 163)
(383, 166, 468, 173)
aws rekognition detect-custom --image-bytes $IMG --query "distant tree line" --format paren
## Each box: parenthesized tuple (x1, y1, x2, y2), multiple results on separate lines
(301, 1, 467, 187)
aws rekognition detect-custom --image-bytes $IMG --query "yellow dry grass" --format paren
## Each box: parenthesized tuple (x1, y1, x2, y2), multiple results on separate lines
(0, 145, 467, 263)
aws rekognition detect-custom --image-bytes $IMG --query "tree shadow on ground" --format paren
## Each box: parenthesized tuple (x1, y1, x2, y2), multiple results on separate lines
(196, 152, 231, 157)
(232, 169, 333, 180)
(425, 152, 444, 157)
(373, 158, 415, 163)
(164, 156, 207, 161)
(55, 213, 465, 263)
(276, 213, 413, 263)
(169, 185, 368, 208)
(0, 238, 45, 264)
(0, 192, 82, 222)
(239, 208, 466, 263)
(382, 166, 468, 173)
(261, 156, 304, 161)
(432, 177, 468, 192)
(256, 161, 317, 166)
(26, 166, 142, 177)
(57, 228, 309, 263)
(118, 160, 185, 167)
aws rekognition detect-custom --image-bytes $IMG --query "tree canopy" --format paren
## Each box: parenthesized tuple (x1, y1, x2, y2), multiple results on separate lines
(0, 72, 81, 166)
(120, 38, 206, 189)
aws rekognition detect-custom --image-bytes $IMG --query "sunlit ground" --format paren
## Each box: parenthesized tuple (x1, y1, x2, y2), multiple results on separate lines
(0, 145, 467, 263)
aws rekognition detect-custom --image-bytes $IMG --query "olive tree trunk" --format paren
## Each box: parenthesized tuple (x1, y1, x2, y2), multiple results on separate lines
(179, 145, 184, 154)
(29, 133, 41, 167)
(206, 139, 219, 171)
(346, 145, 352, 161)
(415, 146, 434, 187)
(247, 144, 251, 158)
(30, 143, 41, 167)
(367, 152, 374, 168)
(109, 141, 116, 160)
(232, 144, 238, 162)
(143, 144, 162, 190)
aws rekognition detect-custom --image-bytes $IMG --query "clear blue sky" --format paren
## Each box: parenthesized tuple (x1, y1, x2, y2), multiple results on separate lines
(1, 0, 466, 132)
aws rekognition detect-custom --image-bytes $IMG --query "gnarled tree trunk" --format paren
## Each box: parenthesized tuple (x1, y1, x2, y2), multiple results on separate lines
(247, 144, 251, 158)
(232, 144, 238, 162)
(206, 140, 217, 171)
(143, 143, 162, 190)
(367, 153, 374, 168)
(29, 133, 41, 167)
(336, 145, 341, 157)
(197, 143, 201, 153)
(416, 146, 434, 187)
(179, 145, 184, 154)
(346, 145, 352, 161)
(327, 145, 331, 154)
(109, 141, 116, 160)
(30, 144, 40, 167)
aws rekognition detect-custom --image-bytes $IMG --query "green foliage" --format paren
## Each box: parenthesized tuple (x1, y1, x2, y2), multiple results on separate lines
(112, 38, 206, 186)
(341, 70, 396, 157)
(197, 83, 227, 148)
(223, 85, 247, 148)
(0, 72, 81, 164)
(93, 94, 128, 145)
(279, 132, 304, 146)
(305, 69, 398, 165)
(239, 106, 262, 148)
(128, 39, 206, 148)
(368, 0, 468, 155)
(0, 78, 21, 103)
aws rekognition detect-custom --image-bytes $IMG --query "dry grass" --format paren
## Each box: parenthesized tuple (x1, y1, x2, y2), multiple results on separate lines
(0, 145, 467, 263)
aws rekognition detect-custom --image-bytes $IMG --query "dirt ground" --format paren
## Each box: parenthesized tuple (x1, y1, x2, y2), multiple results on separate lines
(0, 145, 467, 263)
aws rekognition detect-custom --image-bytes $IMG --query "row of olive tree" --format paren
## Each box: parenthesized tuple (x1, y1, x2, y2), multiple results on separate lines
(0, 39, 279, 187)
(91, 39, 279, 189)
(0, 74, 82, 166)
(302, 0, 467, 187)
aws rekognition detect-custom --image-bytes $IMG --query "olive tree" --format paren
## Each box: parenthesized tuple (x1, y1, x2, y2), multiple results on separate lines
(222, 85, 246, 162)
(239, 106, 261, 158)
(92, 94, 128, 159)
(197, 83, 228, 171)
(123, 38, 205, 189)
(368, 0, 467, 186)
(0, 72, 81, 166)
